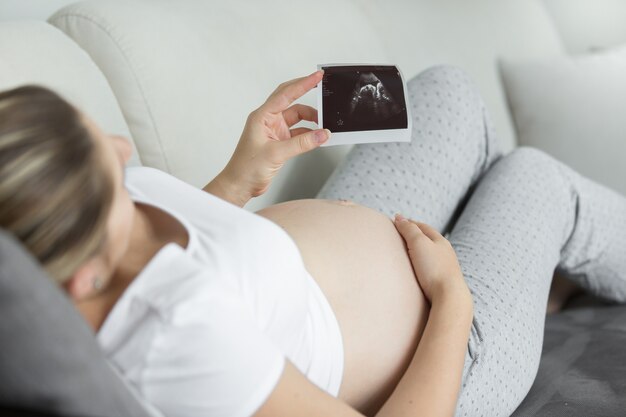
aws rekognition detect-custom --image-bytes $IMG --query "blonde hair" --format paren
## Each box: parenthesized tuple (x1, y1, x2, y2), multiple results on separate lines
(0, 85, 114, 283)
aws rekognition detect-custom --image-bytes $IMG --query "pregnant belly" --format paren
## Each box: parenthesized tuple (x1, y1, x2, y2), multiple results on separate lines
(256, 199, 429, 415)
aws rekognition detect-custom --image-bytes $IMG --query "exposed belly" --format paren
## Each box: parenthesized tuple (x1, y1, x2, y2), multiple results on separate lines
(256, 198, 429, 415)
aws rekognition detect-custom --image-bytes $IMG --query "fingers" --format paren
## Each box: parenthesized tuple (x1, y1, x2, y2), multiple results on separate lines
(393, 214, 427, 243)
(413, 221, 445, 242)
(393, 214, 445, 243)
(274, 128, 331, 160)
(282, 104, 318, 127)
(262, 70, 324, 113)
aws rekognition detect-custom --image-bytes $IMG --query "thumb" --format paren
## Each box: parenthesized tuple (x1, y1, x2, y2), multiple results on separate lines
(280, 128, 331, 160)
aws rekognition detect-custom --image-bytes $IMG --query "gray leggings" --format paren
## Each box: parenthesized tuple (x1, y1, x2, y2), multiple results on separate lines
(316, 65, 626, 417)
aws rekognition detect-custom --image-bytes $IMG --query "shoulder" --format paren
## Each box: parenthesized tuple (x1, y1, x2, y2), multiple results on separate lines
(124, 166, 196, 193)
(122, 166, 240, 214)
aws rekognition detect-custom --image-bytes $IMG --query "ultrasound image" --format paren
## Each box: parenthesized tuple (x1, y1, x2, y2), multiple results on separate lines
(321, 65, 407, 133)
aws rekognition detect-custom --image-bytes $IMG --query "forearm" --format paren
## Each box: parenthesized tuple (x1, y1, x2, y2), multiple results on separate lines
(375, 282, 473, 417)
(202, 170, 252, 208)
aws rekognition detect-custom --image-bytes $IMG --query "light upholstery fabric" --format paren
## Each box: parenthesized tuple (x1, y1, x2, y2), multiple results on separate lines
(0, 0, 77, 22)
(0, 20, 141, 167)
(49, 0, 563, 211)
(543, 0, 626, 53)
(351, 0, 564, 152)
(49, 0, 388, 211)
(0, 229, 155, 417)
(499, 44, 626, 197)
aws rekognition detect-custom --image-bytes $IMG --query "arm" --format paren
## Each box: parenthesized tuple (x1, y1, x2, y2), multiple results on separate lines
(254, 285, 472, 417)
(202, 70, 330, 208)
(375, 214, 473, 417)
(202, 170, 251, 208)
(375, 283, 473, 417)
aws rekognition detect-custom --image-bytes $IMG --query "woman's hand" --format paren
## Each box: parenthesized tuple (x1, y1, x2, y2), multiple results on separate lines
(393, 214, 469, 303)
(205, 70, 331, 207)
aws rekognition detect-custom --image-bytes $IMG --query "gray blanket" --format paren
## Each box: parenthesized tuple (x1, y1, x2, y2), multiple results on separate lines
(511, 294, 626, 417)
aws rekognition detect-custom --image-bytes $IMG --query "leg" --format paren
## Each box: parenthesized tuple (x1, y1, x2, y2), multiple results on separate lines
(317, 65, 502, 234)
(449, 147, 626, 417)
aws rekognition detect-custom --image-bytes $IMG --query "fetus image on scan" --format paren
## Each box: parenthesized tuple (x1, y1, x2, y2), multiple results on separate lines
(348, 72, 402, 124)
(321, 65, 407, 133)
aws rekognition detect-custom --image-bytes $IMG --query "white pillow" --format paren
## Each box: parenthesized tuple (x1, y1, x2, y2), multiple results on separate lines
(543, 0, 626, 54)
(499, 45, 626, 196)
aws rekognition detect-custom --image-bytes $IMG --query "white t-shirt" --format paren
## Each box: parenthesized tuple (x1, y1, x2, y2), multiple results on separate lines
(97, 167, 345, 417)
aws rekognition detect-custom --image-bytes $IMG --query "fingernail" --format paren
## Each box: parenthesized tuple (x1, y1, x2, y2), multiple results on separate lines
(394, 213, 407, 222)
(315, 129, 330, 143)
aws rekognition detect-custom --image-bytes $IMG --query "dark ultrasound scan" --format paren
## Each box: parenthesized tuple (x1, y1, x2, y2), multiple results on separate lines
(321, 65, 407, 133)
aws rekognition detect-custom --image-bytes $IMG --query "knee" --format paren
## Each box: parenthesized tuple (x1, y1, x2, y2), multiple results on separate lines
(495, 146, 571, 196)
(407, 64, 487, 126)
(409, 64, 478, 94)
(503, 146, 558, 173)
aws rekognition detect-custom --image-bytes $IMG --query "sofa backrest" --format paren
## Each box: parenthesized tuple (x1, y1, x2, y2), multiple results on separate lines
(48, 0, 564, 211)
(49, 0, 388, 211)
(0, 20, 142, 167)
(353, 0, 564, 150)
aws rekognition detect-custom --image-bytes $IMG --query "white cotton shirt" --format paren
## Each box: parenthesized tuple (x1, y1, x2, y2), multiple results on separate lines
(97, 166, 345, 417)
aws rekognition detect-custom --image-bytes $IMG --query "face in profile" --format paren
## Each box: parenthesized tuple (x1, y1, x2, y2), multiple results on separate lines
(68, 114, 136, 300)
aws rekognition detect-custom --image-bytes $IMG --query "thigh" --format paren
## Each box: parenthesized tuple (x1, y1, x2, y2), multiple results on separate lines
(317, 65, 502, 234)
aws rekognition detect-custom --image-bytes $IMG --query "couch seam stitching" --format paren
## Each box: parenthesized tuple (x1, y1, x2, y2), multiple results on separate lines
(49, 12, 172, 172)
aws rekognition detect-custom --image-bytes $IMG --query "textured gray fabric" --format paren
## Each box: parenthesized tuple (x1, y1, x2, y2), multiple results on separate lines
(317, 65, 501, 233)
(318, 65, 626, 417)
(511, 299, 626, 417)
(0, 229, 152, 417)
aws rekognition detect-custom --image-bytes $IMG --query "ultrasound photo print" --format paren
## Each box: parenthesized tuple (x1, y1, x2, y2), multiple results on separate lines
(321, 65, 408, 133)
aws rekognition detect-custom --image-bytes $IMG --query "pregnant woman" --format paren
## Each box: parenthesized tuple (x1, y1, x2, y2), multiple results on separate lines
(1, 65, 625, 417)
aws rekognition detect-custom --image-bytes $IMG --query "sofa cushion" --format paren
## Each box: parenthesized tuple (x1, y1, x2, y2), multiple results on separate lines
(511, 299, 626, 416)
(499, 45, 626, 196)
(0, 229, 155, 417)
(0, 20, 141, 167)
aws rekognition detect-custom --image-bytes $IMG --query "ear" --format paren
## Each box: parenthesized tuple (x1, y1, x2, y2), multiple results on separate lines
(111, 134, 133, 165)
(64, 259, 99, 301)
